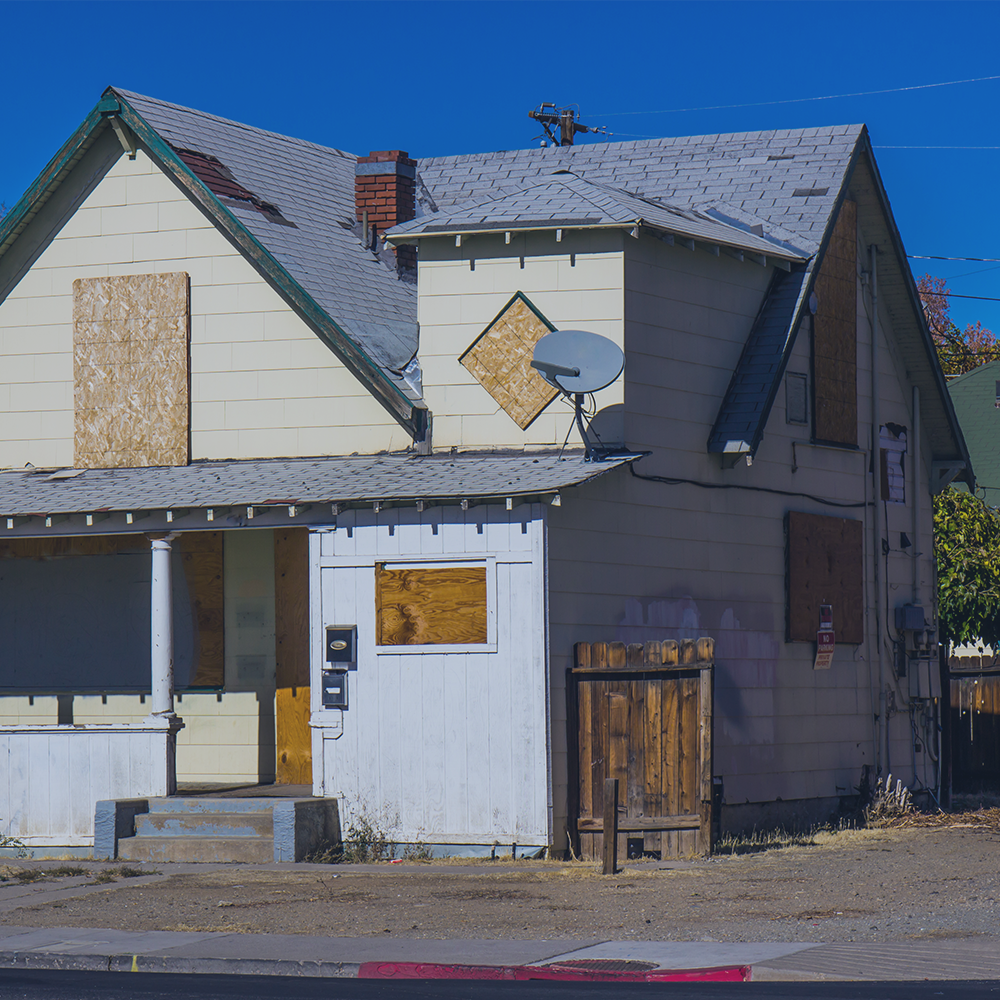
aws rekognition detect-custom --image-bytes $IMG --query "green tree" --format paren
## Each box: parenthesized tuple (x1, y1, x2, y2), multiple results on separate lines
(933, 487, 1000, 646)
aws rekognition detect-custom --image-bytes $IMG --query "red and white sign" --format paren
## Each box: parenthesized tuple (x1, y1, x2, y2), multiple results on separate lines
(814, 628, 835, 670)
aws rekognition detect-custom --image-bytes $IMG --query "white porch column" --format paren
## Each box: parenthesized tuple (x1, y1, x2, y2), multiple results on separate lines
(148, 533, 183, 796)
(149, 534, 177, 717)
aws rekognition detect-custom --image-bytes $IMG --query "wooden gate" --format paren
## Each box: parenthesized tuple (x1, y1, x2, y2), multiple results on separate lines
(568, 638, 714, 860)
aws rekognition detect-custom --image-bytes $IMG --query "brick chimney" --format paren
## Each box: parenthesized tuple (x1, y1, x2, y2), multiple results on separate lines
(355, 150, 417, 270)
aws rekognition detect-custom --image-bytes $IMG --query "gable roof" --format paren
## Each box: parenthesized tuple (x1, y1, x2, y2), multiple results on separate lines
(0, 87, 424, 436)
(947, 361, 1000, 502)
(389, 174, 807, 261)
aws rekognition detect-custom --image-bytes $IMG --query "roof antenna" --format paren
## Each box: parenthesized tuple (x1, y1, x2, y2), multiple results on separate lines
(528, 103, 611, 147)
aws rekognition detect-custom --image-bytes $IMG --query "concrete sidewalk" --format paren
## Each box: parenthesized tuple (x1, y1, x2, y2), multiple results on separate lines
(0, 925, 997, 981)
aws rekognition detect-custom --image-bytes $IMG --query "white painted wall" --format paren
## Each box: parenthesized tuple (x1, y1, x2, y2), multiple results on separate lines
(310, 505, 550, 847)
(417, 230, 624, 450)
(0, 722, 174, 846)
(0, 148, 408, 469)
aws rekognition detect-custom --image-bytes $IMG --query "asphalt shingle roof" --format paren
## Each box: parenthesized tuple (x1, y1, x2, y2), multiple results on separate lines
(389, 175, 808, 260)
(116, 89, 420, 374)
(416, 126, 863, 256)
(0, 453, 634, 516)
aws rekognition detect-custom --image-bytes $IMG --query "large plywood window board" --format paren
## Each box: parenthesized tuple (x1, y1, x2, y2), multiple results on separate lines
(376, 562, 488, 646)
(73, 273, 191, 469)
(786, 510, 864, 644)
(812, 201, 857, 446)
(459, 292, 558, 430)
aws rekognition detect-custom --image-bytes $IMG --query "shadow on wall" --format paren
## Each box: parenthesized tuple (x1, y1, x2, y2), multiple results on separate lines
(617, 596, 779, 749)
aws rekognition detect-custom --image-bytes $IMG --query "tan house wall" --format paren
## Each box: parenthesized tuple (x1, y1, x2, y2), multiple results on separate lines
(0, 148, 407, 470)
(417, 230, 624, 450)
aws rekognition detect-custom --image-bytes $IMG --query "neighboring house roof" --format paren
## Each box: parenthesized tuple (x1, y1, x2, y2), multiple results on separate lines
(389, 174, 807, 262)
(947, 361, 1000, 504)
(0, 452, 636, 517)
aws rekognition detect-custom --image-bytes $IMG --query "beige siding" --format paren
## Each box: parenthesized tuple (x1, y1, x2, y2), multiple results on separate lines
(418, 230, 624, 449)
(0, 149, 407, 470)
(546, 227, 938, 840)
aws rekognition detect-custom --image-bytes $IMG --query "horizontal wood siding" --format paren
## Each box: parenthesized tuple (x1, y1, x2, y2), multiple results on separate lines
(0, 148, 407, 469)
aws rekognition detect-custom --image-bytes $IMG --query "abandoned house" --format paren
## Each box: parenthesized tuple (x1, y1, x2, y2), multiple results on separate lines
(0, 88, 972, 859)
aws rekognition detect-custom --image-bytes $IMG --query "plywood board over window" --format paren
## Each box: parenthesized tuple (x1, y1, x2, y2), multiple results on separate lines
(376, 563, 488, 646)
(73, 272, 191, 469)
(786, 510, 864, 644)
(812, 201, 857, 446)
(460, 292, 558, 430)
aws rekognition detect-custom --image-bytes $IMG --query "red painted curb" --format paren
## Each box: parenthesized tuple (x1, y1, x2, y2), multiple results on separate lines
(357, 961, 753, 982)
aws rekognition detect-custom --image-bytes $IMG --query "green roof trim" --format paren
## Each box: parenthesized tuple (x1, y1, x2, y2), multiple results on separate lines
(0, 88, 422, 438)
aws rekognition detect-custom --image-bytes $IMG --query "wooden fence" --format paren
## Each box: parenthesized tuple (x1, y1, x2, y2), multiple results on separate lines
(568, 638, 713, 861)
(950, 674, 1000, 787)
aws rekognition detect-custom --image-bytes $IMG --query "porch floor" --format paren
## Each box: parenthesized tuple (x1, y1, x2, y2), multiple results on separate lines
(174, 782, 312, 799)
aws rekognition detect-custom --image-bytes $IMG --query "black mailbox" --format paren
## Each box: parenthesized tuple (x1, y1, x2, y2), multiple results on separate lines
(321, 669, 348, 709)
(326, 625, 358, 669)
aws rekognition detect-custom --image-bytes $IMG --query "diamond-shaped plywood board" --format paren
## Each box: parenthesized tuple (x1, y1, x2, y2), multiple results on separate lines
(460, 292, 559, 430)
(73, 273, 190, 469)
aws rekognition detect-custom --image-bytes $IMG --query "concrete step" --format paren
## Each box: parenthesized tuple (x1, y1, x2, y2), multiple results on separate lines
(135, 810, 273, 838)
(117, 834, 274, 863)
(145, 797, 277, 814)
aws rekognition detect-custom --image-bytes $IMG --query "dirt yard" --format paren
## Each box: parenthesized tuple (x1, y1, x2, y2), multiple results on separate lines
(2, 820, 998, 944)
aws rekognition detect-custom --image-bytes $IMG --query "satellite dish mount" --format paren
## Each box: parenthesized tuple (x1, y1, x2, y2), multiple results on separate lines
(531, 329, 625, 461)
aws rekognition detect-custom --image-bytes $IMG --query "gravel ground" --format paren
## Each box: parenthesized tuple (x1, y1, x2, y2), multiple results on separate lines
(1, 823, 998, 944)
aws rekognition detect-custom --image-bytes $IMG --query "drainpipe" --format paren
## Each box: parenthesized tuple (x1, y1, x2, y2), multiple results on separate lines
(870, 245, 886, 775)
(912, 385, 920, 606)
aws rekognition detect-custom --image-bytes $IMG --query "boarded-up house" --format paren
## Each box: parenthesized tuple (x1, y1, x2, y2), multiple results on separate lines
(0, 88, 972, 857)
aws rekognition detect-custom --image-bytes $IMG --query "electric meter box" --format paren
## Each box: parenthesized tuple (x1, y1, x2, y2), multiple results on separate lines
(895, 605, 926, 632)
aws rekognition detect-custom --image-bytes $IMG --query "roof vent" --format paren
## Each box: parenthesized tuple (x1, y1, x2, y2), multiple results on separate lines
(792, 187, 829, 198)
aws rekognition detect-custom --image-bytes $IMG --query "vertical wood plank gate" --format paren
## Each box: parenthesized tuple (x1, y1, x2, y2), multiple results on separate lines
(568, 638, 714, 860)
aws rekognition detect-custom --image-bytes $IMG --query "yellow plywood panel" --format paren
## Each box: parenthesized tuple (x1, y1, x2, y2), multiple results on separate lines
(376, 565, 487, 645)
(459, 292, 559, 430)
(73, 272, 190, 468)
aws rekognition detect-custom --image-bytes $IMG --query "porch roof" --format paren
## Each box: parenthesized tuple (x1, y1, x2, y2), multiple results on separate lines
(0, 451, 638, 518)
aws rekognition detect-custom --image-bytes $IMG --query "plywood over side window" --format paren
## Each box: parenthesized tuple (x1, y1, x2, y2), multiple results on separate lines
(73, 272, 191, 469)
(786, 510, 864, 644)
(376, 564, 488, 645)
(275, 527, 311, 785)
(459, 292, 558, 430)
(813, 200, 857, 446)
(178, 532, 224, 688)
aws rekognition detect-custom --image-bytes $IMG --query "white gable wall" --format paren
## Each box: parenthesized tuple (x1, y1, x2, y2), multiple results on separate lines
(417, 230, 624, 450)
(0, 148, 407, 470)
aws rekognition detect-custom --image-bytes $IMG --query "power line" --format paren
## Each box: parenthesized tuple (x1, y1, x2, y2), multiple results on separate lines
(922, 291, 1000, 304)
(593, 73, 1000, 118)
(909, 254, 1000, 263)
(877, 145, 1000, 150)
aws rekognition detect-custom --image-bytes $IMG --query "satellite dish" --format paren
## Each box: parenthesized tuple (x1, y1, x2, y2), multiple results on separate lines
(530, 329, 625, 461)
(531, 329, 624, 394)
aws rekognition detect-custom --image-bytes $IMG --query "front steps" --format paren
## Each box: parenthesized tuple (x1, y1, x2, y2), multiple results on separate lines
(95, 796, 340, 862)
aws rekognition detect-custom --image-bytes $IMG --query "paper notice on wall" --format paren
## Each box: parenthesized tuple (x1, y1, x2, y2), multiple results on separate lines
(814, 629, 836, 670)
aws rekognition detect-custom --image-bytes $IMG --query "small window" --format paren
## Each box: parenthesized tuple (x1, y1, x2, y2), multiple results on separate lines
(879, 424, 907, 505)
(786, 372, 808, 424)
(376, 562, 487, 646)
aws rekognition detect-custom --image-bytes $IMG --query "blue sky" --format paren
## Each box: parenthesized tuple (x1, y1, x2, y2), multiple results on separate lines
(3, 0, 999, 332)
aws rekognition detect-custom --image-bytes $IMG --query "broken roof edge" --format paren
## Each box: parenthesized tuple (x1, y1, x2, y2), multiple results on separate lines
(109, 89, 426, 431)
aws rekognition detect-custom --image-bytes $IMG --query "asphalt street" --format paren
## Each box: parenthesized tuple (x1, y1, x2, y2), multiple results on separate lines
(1, 971, 999, 1000)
